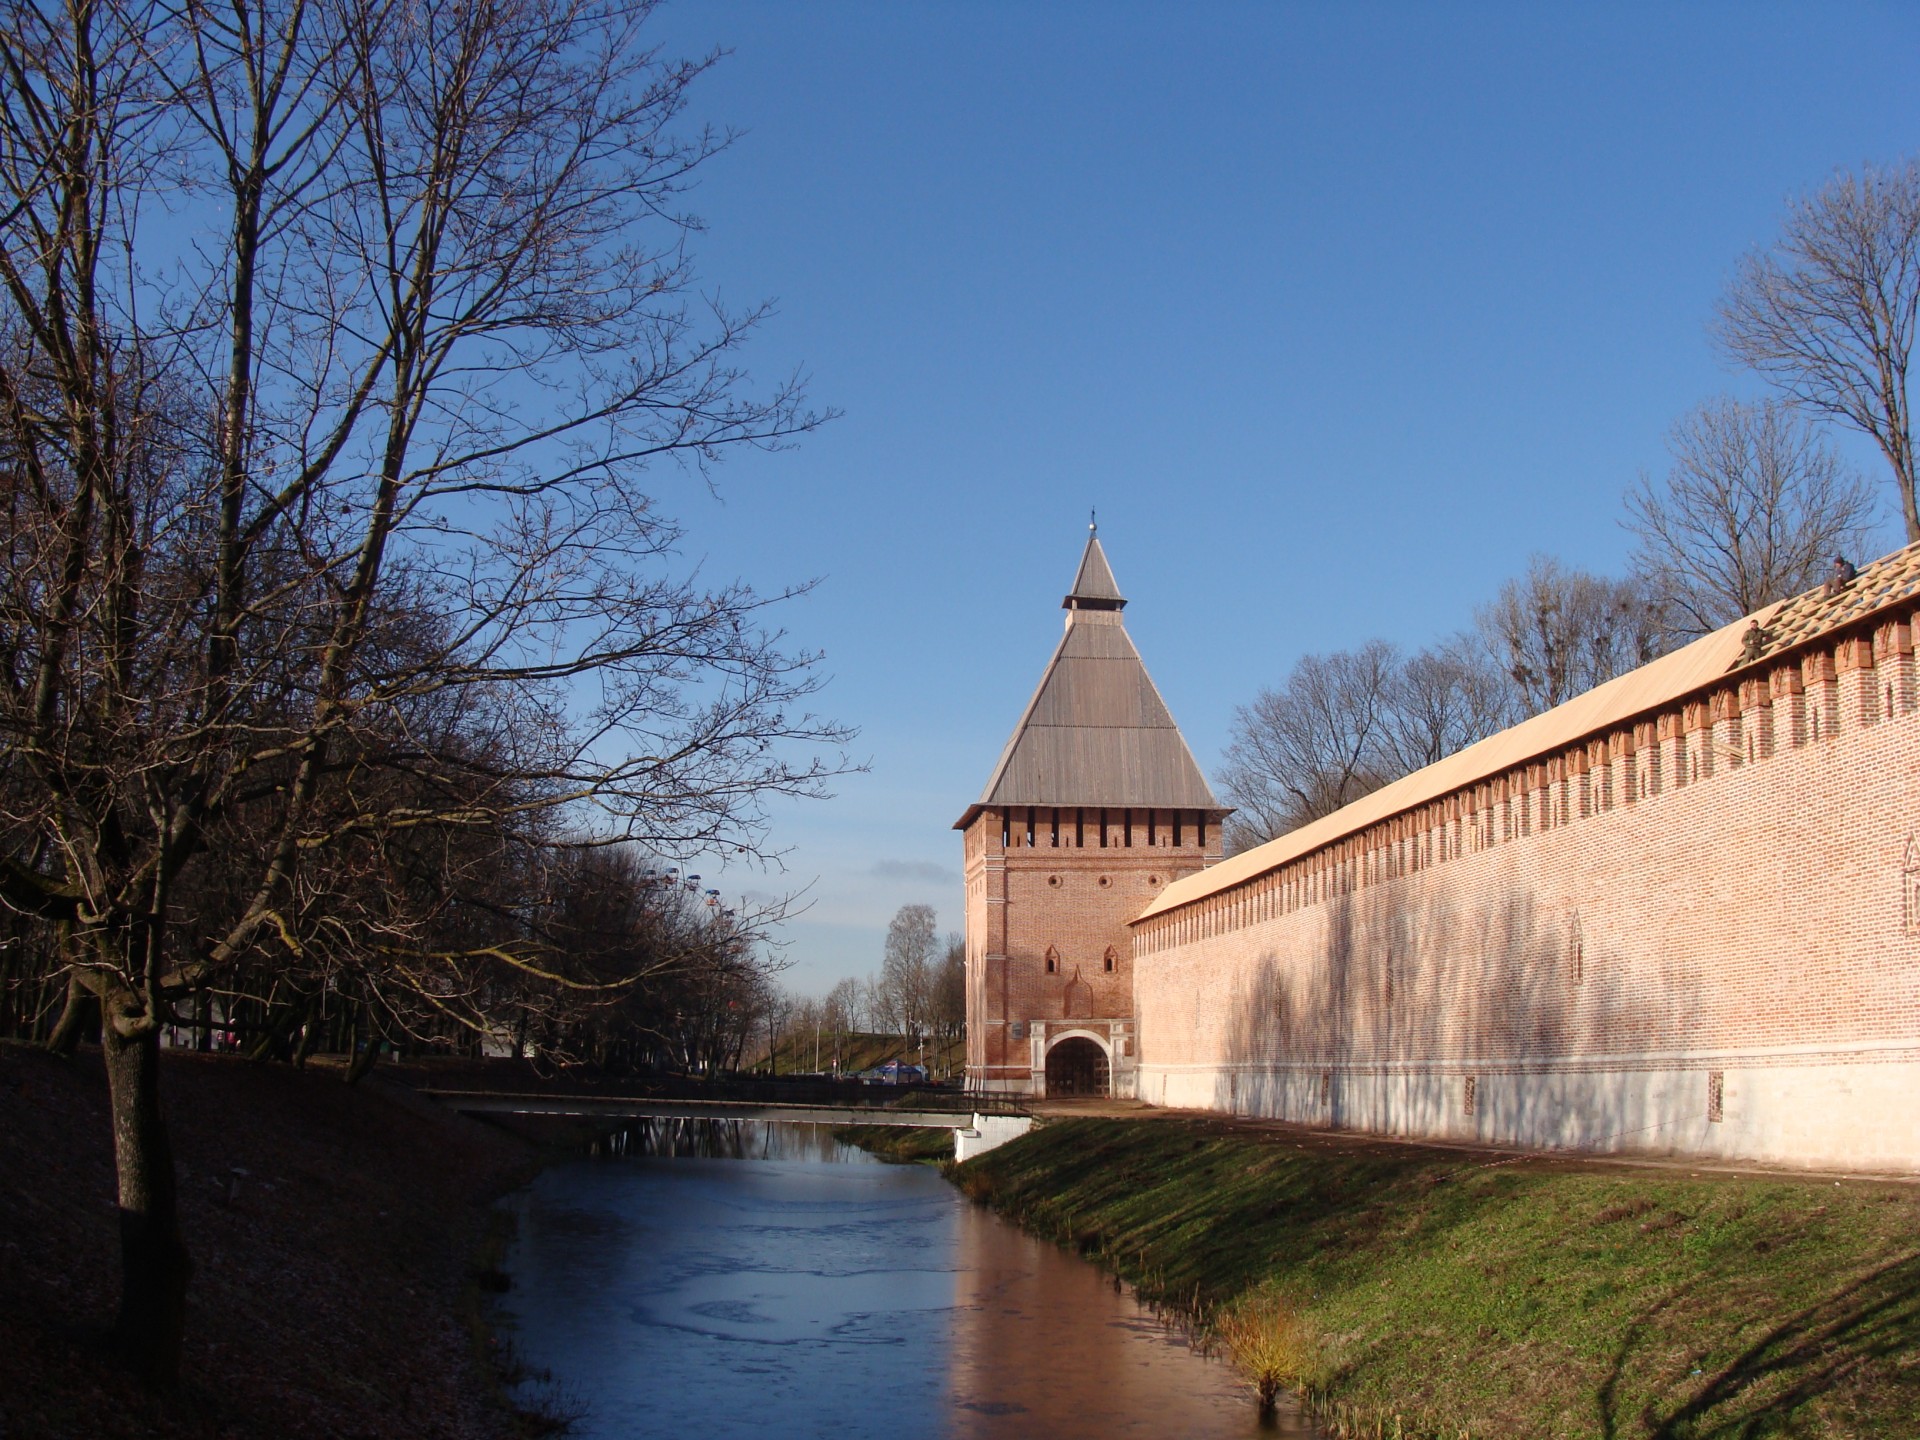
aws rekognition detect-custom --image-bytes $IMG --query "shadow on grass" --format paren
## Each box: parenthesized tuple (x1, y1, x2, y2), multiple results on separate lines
(963, 1119, 1920, 1438)
(955, 1116, 1467, 1309)
(1599, 1252, 1920, 1440)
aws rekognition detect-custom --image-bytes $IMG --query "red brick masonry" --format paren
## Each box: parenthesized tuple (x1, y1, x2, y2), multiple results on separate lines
(1130, 592, 1920, 1170)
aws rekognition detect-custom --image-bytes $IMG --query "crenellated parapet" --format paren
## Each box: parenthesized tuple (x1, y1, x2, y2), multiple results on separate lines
(1136, 548, 1920, 958)
(1128, 541, 1920, 1171)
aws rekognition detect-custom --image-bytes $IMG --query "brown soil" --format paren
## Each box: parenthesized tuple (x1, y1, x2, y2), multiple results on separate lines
(0, 1042, 543, 1440)
(1028, 1096, 1920, 1185)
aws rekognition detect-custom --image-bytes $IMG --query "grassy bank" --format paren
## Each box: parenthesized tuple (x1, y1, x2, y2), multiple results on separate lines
(0, 1042, 548, 1439)
(954, 1117, 1920, 1438)
(832, 1123, 956, 1163)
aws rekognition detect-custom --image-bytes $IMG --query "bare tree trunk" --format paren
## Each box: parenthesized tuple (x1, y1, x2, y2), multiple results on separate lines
(292, 1000, 323, 1068)
(246, 986, 306, 1062)
(101, 1011, 192, 1388)
(345, 1003, 380, 1085)
(44, 974, 92, 1056)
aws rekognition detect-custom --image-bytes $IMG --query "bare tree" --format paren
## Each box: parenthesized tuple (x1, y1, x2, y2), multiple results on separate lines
(824, 975, 864, 1063)
(0, 0, 842, 1385)
(931, 931, 965, 1070)
(1380, 637, 1516, 774)
(1220, 636, 1512, 852)
(1714, 157, 1920, 542)
(760, 989, 794, 1074)
(1218, 641, 1400, 848)
(1475, 557, 1662, 717)
(878, 903, 936, 1045)
(1221, 562, 1663, 853)
(1626, 397, 1882, 640)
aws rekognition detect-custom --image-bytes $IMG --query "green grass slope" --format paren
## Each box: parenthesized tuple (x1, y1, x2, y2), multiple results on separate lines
(955, 1117, 1920, 1439)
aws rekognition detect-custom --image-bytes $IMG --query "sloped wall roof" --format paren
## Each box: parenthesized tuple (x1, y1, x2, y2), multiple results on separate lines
(1135, 539, 1920, 923)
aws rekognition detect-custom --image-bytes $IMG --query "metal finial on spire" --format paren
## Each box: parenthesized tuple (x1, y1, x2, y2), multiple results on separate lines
(1089, 508, 1097, 534)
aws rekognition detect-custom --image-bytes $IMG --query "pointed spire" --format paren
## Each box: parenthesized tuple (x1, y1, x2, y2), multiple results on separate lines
(1064, 527, 1125, 611)
(954, 528, 1223, 827)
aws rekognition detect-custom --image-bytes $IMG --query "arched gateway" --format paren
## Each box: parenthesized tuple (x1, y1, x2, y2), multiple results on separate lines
(1043, 1035, 1111, 1097)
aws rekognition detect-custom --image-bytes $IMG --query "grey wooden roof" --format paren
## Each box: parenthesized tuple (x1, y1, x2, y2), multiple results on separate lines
(1066, 534, 1125, 606)
(955, 536, 1223, 828)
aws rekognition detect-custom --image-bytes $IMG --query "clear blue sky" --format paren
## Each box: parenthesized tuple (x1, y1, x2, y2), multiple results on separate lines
(629, 1, 1920, 995)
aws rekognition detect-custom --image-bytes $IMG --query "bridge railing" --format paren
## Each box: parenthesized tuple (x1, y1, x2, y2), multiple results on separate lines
(386, 1060, 1029, 1117)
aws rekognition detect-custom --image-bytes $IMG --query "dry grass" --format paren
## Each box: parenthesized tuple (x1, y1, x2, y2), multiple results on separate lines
(1212, 1298, 1325, 1411)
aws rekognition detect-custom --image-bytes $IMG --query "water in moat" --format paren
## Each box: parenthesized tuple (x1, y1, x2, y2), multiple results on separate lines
(492, 1120, 1316, 1439)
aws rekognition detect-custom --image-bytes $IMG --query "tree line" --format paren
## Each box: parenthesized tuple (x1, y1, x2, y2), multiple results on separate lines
(767, 904, 965, 1078)
(1223, 157, 1920, 851)
(0, 0, 844, 1386)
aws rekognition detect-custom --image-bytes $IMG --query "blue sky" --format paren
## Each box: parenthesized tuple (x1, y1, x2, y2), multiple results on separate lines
(628, 2, 1920, 994)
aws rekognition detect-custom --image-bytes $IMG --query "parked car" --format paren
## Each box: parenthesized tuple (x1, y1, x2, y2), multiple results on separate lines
(857, 1061, 928, 1086)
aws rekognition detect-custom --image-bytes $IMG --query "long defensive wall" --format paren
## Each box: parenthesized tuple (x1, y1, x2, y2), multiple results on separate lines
(1129, 544, 1920, 1171)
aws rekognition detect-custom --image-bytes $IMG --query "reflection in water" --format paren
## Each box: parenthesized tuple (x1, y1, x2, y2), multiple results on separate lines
(589, 1117, 853, 1162)
(495, 1122, 1315, 1440)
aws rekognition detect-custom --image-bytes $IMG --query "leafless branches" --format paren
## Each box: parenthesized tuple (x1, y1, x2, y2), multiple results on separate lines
(1475, 556, 1660, 717)
(0, 0, 843, 1384)
(1714, 157, 1920, 542)
(1219, 641, 1402, 847)
(1625, 397, 1881, 641)
(1220, 561, 1662, 851)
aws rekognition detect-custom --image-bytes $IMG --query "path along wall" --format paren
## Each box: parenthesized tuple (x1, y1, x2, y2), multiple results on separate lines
(1131, 601, 1920, 1172)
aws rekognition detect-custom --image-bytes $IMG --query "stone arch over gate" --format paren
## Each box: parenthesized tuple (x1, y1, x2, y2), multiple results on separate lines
(1043, 1030, 1112, 1098)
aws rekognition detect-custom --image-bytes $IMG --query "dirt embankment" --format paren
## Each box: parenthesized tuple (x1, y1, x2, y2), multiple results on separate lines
(956, 1116, 1920, 1439)
(0, 1043, 542, 1440)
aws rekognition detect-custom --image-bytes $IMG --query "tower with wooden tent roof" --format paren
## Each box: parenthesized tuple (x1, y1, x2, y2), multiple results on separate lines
(955, 524, 1230, 1097)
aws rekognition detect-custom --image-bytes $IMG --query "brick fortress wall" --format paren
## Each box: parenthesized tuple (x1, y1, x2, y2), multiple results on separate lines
(1131, 606, 1920, 1171)
(963, 806, 1220, 1095)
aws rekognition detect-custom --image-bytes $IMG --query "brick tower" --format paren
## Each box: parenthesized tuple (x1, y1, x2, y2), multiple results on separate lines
(956, 525, 1229, 1097)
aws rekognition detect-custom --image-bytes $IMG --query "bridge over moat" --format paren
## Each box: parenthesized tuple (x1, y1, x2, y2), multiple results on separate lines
(427, 1090, 1036, 1160)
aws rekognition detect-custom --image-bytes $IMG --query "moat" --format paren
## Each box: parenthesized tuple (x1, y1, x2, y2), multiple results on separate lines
(493, 1121, 1312, 1438)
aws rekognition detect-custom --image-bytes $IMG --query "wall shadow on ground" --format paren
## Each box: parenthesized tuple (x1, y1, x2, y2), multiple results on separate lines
(1599, 1252, 1920, 1439)
(957, 1115, 1920, 1436)
(1217, 874, 1707, 1155)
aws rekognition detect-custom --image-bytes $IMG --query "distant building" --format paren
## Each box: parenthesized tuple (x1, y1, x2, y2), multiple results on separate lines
(955, 527, 1228, 1097)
